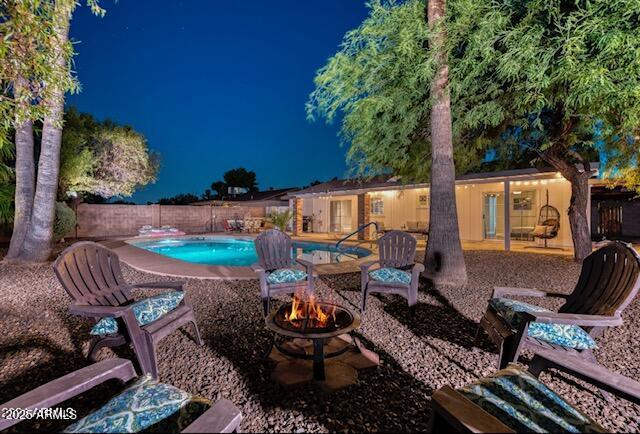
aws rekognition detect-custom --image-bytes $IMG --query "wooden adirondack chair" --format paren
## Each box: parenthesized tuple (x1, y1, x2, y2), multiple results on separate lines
(475, 241, 640, 370)
(430, 348, 640, 433)
(53, 242, 203, 379)
(0, 359, 242, 433)
(360, 230, 424, 312)
(251, 229, 315, 316)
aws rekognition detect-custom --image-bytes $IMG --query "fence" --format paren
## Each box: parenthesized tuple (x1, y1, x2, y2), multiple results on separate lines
(75, 204, 257, 238)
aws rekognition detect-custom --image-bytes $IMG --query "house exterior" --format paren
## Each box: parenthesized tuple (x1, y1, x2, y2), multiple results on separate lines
(290, 166, 601, 251)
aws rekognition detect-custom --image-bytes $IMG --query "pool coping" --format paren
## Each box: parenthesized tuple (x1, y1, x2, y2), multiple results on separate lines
(101, 234, 377, 280)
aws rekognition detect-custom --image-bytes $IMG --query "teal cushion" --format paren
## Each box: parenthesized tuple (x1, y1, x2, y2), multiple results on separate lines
(459, 366, 603, 433)
(64, 375, 209, 433)
(369, 267, 412, 285)
(490, 298, 597, 350)
(266, 268, 307, 284)
(90, 291, 185, 336)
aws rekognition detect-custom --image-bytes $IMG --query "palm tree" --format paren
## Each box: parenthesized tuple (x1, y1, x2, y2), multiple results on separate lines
(422, 0, 467, 286)
(7, 0, 75, 262)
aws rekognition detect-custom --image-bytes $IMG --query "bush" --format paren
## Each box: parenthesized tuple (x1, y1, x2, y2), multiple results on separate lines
(54, 202, 76, 242)
(268, 209, 293, 232)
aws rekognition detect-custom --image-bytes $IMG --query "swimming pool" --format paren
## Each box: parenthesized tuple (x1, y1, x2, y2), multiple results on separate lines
(128, 236, 371, 267)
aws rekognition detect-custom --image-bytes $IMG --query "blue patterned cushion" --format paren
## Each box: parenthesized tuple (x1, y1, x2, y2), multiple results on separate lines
(266, 268, 307, 284)
(369, 267, 412, 285)
(90, 291, 185, 336)
(64, 375, 209, 433)
(459, 366, 603, 433)
(490, 298, 597, 350)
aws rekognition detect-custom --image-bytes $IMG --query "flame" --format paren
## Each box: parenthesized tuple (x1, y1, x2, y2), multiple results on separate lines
(284, 295, 337, 329)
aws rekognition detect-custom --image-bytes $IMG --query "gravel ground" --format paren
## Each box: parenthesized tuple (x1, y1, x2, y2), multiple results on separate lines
(1, 248, 640, 432)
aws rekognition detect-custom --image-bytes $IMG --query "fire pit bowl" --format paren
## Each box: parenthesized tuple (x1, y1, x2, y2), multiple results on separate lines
(271, 300, 358, 337)
(265, 299, 363, 383)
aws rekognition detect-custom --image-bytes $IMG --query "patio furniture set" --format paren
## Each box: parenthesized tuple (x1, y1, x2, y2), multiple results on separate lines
(224, 217, 264, 233)
(1, 228, 639, 432)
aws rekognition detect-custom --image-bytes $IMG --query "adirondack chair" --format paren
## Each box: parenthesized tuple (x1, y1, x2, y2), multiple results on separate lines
(430, 348, 640, 433)
(0, 358, 242, 433)
(475, 241, 640, 370)
(53, 242, 203, 379)
(360, 230, 425, 312)
(251, 229, 315, 316)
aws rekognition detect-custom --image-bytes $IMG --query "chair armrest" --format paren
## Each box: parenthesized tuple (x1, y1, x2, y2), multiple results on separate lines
(0, 359, 137, 431)
(130, 281, 185, 291)
(182, 399, 242, 433)
(520, 311, 624, 327)
(492, 287, 568, 299)
(68, 304, 131, 318)
(250, 263, 265, 274)
(530, 348, 640, 405)
(295, 258, 315, 276)
(431, 386, 513, 433)
(411, 262, 425, 277)
(359, 260, 380, 272)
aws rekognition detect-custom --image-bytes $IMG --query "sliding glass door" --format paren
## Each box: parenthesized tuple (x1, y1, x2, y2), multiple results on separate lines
(330, 200, 352, 233)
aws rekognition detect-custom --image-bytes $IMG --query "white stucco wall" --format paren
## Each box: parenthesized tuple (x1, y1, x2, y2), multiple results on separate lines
(299, 176, 576, 248)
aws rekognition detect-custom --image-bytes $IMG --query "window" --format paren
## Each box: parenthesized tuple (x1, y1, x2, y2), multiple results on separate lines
(371, 198, 384, 216)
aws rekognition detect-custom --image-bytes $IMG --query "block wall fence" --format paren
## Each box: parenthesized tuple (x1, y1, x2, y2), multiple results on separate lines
(75, 204, 263, 238)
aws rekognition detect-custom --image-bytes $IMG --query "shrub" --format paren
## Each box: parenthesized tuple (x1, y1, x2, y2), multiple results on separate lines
(54, 202, 76, 242)
(268, 209, 293, 232)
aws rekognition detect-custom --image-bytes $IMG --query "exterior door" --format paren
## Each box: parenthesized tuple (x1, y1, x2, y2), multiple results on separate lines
(330, 200, 352, 233)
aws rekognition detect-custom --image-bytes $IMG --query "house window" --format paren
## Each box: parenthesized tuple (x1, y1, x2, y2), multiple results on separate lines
(371, 198, 384, 216)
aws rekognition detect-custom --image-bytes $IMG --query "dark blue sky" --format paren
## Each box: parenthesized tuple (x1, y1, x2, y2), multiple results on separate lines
(67, 0, 369, 203)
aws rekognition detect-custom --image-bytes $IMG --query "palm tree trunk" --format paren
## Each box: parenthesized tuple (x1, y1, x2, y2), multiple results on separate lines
(423, 0, 467, 286)
(17, 1, 73, 262)
(6, 77, 35, 260)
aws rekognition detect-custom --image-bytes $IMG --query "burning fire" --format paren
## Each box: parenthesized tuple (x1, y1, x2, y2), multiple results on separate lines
(284, 295, 337, 329)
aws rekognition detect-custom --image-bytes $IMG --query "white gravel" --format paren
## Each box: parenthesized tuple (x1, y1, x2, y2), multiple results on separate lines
(1, 248, 639, 432)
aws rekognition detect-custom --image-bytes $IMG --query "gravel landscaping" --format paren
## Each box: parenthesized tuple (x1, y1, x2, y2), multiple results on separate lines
(1, 247, 640, 432)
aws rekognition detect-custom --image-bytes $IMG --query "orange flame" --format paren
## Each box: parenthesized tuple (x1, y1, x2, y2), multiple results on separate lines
(285, 295, 336, 328)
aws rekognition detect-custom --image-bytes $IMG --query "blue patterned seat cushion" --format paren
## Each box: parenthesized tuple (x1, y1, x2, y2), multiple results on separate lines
(369, 267, 411, 285)
(459, 366, 604, 433)
(490, 298, 597, 350)
(90, 291, 185, 336)
(266, 268, 307, 284)
(64, 375, 209, 433)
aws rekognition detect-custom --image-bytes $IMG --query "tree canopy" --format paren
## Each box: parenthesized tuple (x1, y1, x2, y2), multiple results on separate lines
(307, 0, 640, 191)
(59, 108, 159, 199)
(446, 0, 640, 190)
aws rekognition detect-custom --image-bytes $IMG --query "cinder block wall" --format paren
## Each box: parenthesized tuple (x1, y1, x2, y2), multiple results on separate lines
(76, 204, 253, 238)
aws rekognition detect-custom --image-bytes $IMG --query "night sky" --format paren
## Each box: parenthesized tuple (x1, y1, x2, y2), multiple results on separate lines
(67, 0, 369, 203)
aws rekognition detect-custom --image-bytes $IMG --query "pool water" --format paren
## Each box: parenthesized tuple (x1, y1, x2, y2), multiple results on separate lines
(129, 237, 371, 267)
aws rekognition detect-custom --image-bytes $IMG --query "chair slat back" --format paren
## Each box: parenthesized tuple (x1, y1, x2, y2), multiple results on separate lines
(560, 242, 640, 317)
(377, 230, 417, 269)
(53, 242, 132, 306)
(254, 229, 294, 271)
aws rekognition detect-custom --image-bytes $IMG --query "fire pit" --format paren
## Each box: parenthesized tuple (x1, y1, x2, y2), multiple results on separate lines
(265, 295, 376, 388)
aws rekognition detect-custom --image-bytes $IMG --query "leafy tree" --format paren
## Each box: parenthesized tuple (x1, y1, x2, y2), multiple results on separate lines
(223, 167, 258, 192)
(210, 181, 226, 199)
(1, 0, 105, 262)
(201, 189, 214, 200)
(444, 0, 640, 260)
(59, 109, 159, 200)
(158, 193, 200, 205)
(208, 167, 259, 199)
(308, 0, 467, 285)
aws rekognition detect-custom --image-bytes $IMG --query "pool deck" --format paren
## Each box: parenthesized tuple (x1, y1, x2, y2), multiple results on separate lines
(101, 234, 377, 280)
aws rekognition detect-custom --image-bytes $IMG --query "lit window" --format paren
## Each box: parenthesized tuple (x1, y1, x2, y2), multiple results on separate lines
(371, 198, 384, 215)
